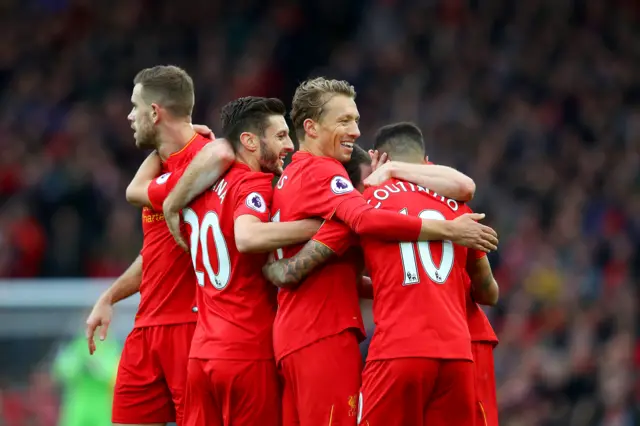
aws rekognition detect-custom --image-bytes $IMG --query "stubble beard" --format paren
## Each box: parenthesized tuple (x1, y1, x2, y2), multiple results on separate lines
(259, 139, 281, 175)
(135, 123, 159, 150)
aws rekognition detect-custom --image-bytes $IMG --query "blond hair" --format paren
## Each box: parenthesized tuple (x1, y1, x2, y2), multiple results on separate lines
(290, 77, 356, 141)
(134, 65, 195, 117)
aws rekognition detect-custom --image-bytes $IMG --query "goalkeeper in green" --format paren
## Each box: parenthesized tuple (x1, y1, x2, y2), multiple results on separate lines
(52, 331, 121, 426)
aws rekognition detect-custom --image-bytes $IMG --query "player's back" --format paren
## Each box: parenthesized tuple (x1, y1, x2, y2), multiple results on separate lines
(361, 178, 473, 361)
(271, 153, 364, 362)
(184, 162, 278, 360)
(136, 134, 210, 327)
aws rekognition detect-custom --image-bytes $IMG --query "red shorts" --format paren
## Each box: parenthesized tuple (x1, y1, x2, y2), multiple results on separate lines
(112, 322, 195, 425)
(279, 330, 363, 426)
(472, 342, 498, 426)
(359, 358, 475, 426)
(183, 358, 280, 426)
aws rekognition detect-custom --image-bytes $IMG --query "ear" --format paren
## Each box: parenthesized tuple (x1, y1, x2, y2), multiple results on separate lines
(150, 103, 161, 124)
(303, 118, 318, 139)
(239, 132, 258, 152)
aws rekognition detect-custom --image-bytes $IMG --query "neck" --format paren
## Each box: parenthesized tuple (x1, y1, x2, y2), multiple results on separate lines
(236, 150, 261, 172)
(388, 153, 425, 165)
(156, 120, 196, 161)
(299, 138, 326, 157)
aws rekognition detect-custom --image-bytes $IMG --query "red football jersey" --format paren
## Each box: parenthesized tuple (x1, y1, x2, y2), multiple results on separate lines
(271, 152, 365, 362)
(135, 133, 210, 327)
(361, 178, 473, 361)
(424, 161, 499, 346)
(153, 162, 278, 360)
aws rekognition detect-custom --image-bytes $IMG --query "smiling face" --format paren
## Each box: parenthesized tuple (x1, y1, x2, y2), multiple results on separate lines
(315, 94, 361, 163)
(127, 83, 158, 149)
(257, 115, 293, 175)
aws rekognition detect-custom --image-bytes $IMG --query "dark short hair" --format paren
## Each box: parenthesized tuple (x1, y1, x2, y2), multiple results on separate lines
(220, 97, 287, 151)
(133, 65, 195, 117)
(343, 144, 371, 187)
(373, 122, 425, 157)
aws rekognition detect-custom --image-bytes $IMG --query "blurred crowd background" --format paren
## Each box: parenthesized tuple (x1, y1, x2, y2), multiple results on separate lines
(0, 0, 638, 425)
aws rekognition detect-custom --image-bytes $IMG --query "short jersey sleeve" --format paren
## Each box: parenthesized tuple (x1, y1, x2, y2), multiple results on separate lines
(147, 169, 184, 211)
(233, 173, 274, 223)
(469, 248, 487, 260)
(298, 159, 363, 220)
(312, 220, 355, 256)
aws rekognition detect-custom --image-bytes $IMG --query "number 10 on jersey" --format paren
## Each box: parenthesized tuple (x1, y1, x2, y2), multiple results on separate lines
(398, 208, 454, 285)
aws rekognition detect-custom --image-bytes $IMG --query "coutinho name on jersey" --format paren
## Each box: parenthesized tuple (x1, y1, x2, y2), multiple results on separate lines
(367, 182, 460, 212)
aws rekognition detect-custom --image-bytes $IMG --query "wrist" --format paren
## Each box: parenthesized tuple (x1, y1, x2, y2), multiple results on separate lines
(387, 162, 399, 179)
(163, 196, 178, 214)
(440, 221, 456, 240)
(98, 291, 114, 306)
(304, 221, 321, 235)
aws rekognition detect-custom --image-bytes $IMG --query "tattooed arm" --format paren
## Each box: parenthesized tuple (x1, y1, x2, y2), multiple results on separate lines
(466, 255, 499, 306)
(262, 241, 335, 289)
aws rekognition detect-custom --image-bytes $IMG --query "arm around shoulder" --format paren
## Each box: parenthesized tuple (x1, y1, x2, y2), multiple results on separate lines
(234, 215, 321, 254)
(388, 162, 476, 201)
(262, 240, 336, 288)
(163, 139, 235, 214)
(126, 152, 163, 207)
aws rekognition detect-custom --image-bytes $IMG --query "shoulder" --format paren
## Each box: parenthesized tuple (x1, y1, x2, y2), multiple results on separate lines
(456, 202, 472, 215)
(298, 154, 347, 177)
(165, 135, 209, 169)
(231, 168, 273, 204)
(152, 165, 187, 189)
(289, 153, 348, 181)
(153, 170, 175, 186)
(187, 134, 212, 157)
(311, 159, 352, 192)
(234, 171, 272, 214)
(237, 169, 274, 188)
(319, 156, 348, 175)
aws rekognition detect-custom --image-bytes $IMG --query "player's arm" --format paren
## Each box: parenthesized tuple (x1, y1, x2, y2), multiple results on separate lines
(98, 255, 143, 304)
(126, 139, 234, 210)
(162, 139, 235, 215)
(334, 195, 497, 251)
(233, 176, 321, 254)
(86, 255, 142, 354)
(126, 152, 163, 207)
(304, 164, 496, 251)
(262, 220, 352, 288)
(307, 165, 496, 250)
(265, 245, 374, 296)
(234, 215, 321, 253)
(263, 240, 335, 288)
(466, 254, 499, 306)
(368, 161, 476, 201)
